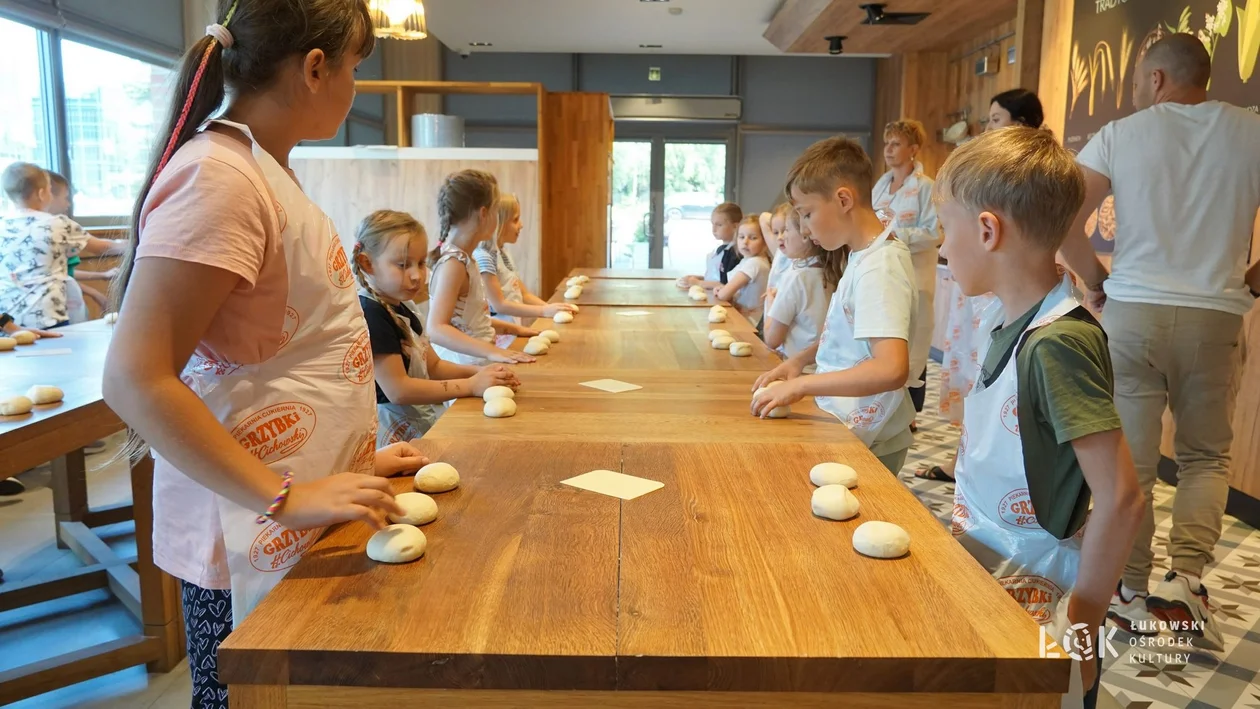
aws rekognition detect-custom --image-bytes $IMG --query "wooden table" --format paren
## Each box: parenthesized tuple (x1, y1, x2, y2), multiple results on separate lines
(0, 322, 183, 705)
(553, 278, 725, 308)
(220, 270, 1069, 708)
(569, 267, 684, 280)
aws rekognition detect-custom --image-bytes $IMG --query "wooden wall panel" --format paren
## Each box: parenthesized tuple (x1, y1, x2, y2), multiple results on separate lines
(1038, 0, 1075, 139)
(292, 158, 541, 299)
(541, 93, 613, 291)
(381, 38, 445, 144)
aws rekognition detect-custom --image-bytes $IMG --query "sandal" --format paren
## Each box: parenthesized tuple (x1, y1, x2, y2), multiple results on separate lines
(914, 466, 955, 483)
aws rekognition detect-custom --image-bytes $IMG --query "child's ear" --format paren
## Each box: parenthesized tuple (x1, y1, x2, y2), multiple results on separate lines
(353, 251, 374, 275)
(978, 211, 1002, 252)
(836, 186, 856, 214)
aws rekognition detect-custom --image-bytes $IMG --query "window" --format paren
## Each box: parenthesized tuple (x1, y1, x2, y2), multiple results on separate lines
(0, 18, 50, 184)
(61, 39, 173, 217)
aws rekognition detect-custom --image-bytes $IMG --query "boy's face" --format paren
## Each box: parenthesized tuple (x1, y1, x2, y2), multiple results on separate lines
(790, 183, 853, 253)
(711, 213, 736, 242)
(937, 198, 994, 296)
(48, 184, 71, 216)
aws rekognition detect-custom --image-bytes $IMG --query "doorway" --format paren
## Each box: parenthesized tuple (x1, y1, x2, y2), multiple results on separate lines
(610, 135, 731, 271)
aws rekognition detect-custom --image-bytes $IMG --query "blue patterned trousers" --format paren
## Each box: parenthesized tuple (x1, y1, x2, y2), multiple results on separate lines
(181, 581, 233, 709)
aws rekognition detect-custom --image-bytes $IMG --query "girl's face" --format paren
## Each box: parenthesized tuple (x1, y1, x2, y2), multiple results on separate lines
(780, 218, 814, 260)
(986, 102, 1015, 131)
(711, 213, 737, 242)
(499, 207, 523, 244)
(367, 233, 427, 303)
(771, 214, 787, 251)
(299, 48, 365, 141)
(737, 224, 766, 258)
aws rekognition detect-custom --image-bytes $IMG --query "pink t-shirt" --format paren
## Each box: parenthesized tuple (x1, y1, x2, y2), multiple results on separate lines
(137, 130, 287, 589)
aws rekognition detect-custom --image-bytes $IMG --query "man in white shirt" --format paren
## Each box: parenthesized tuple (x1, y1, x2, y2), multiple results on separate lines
(1061, 33, 1260, 653)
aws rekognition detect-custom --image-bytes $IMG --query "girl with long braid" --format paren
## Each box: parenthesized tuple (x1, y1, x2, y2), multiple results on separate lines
(352, 210, 519, 446)
(101, 3, 429, 706)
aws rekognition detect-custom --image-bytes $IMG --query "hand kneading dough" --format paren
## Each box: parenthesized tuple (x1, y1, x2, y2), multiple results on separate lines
(708, 310, 727, 323)
(553, 311, 574, 324)
(524, 339, 549, 355)
(810, 462, 858, 488)
(483, 386, 515, 402)
(729, 342, 753, 357)
(564, 286, 583, 299)
(484, 398, 518, 418)
(103, 312, 119, 324)
(852, 521, 911, 558)
(367, 524, 427, 563)
(812, 485, 860, 521)
(390, 492, 438, 525)
(0, 337, 15, 351)
(707, 329, 731, 342)
(415, 462, 460, 493)
(753, 383, 791, 418)
(0, 396, 33, 416)
(541, 329, 561, 343)
(710, 335, 735, 350)
(12, 331, 36, 345)
(26, 385, 64, 405)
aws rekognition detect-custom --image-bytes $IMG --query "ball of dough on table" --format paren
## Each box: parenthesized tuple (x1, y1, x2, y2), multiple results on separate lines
(390, 492, 438, 525)
(415, 462, 460, 493)
(811, 484, 860, 521)
(707, 329, 731, 342)
(564, 286, 583, 299)
(553, 311, 574, 324)
(524, 339, 549, 355)
(0, 337, 15, 351)
(26, 385, 64, 405)
(104, 312, 119, 324)
(566, 276, 582, 287)
(729, 342, 753, 357)
(541, 329, 561, 343)
(483, 386, 515, 402)
(12, 331, 36, 345)
(710, 335, 735, 350)
(709, 304, 726, 316)
(852, 521, 910, 558)
(753, 383, 790, 419)
(689, 290, 708, 302)
(810, 462, 857, 488)
(484, 398, 518, 418)
(367, 524, 427, 563)
(0, 396, 33, 416)
(708, 311, 727, 323)
(577, 275, 590, 284)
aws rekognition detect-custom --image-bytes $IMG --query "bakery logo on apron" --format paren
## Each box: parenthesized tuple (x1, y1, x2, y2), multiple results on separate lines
(958, 425, 969, 456)
(274, 200, 288, 233)
(951, 494, 974, 536)
(997, 488, 1039, 529)
(896, 210, 917, 227)
(999, 575, 1063, 624)
(278, 306, 300, 350)
(351, 428, 376, 475)
(1000, 395, 1019, 435)
(386, 418, 418, 445)
(341, 330, 373, 384)
(843, 302, 855, 325)
(326, 239, 354, 289)
(846, 401, 886, 430)
(186, 352, 243, 378)
(249, 522, 320, 572)
(231, 402, 317, 463)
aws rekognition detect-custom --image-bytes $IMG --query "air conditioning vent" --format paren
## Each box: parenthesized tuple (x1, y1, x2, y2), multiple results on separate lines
(610, 95, 743, 122)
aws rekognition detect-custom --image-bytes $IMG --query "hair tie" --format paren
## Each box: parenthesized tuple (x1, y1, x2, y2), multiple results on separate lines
(206, 24, 234, 48)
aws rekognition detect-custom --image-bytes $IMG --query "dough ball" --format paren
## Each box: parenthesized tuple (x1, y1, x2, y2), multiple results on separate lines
(26, 385, 64, 405)
(708, 311, 727, 323)
(753, 383, 791, 419)
(415, 462, 460, 493)
(566, 276, 582, 287)
(852, 521, 911, 559)
(483, 386, 515, 402)
(564, 286, 583, 299)
(524, 339, 549, 355)
(689, 289, 708, 301)
(710, 335, 735, 350)
(0, 337, 15, 351)
(0, 396, 33, 416)
(729, 342, 753, 357)
(811, 485, 860, 521)
(103, 312, 119, 324)
(707, 329, 731, 342)
(12, 331, 36, 345)
(367, 524, 427, 563)
(810, 462, 858, 488)
(570, 304, 580, 313)
(577, 275, 590, 285)
(709, 305, 727, 316)
(553, 311, 574, 324)
(541, 329, 561, 343)
(390, 492, 438, 525)
(484, 398, 518, 418)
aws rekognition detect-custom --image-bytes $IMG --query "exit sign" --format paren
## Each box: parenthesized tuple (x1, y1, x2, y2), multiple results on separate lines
(649, 67, 661, 81)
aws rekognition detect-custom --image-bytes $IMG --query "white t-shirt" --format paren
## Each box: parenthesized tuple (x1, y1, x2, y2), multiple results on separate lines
(730, 254, 770, 322)
(1076, 101, 1260, 316)
(767, 261, 832, 360)
(766, 252, 793, 292)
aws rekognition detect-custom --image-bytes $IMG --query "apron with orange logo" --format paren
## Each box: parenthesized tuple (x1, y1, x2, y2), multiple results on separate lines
(873, 164, 938, 385)
(175, 120, 377, 624)
(373, 314, 441, 447)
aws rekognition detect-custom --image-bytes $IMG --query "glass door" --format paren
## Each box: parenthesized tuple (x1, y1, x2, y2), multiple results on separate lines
(610, 141, 652, 269)
(663, 142, 727, 274)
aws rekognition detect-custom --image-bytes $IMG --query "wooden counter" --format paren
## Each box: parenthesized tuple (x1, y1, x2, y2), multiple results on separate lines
(219, 270, 1069, 708)
(553, 278, 724, 308)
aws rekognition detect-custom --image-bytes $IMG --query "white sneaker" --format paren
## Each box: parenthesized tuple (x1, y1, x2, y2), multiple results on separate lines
(1106, 582, 1160, 636)
(1147, 571, 1225, 652)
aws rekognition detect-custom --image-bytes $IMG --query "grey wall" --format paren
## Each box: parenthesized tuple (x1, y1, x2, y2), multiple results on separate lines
(578, 55, 735, 95)
(443, 49, 574, 127)
(741, 56, 875, 129)
(739, 132, 872, 213)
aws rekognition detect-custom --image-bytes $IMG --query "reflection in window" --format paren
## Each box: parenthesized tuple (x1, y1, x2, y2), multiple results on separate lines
(0, 18, 48, 187)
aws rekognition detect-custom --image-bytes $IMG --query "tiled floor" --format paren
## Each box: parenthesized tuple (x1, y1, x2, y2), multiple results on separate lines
(2, 363, 1258, 708)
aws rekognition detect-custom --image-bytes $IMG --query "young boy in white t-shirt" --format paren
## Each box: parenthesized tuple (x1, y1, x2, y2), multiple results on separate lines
(752, 137, 920, 473)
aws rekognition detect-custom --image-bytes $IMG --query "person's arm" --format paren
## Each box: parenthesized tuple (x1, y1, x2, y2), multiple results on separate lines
(763, 316, 791, 350)
(74, 267, 118, 282)
(491, 318, 539, 337)
(426, 260, 533, 363)
(105, 258, 401, 530)
(1, 314, 61, 338)
(1063, 129, 1114, 294)
(424, 347, 480, 381)
(78, 282, 108, 309)
(715, 271, 750, 303)
(752, 338, 908, 417)
(751, 340, 818, 392)
(78, 236, 127, 258)
(481, 272, 574, 320)
(374, 352, 476, 404)
(763, 278, 800, 350)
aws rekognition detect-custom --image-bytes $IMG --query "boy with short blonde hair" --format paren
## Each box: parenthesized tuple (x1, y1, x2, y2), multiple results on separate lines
(935, 127, 1144, 707)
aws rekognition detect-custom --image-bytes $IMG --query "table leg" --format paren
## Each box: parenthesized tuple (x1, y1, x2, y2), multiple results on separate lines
(230, 684, 287, 708)
(51, 448, 88, 550)
(129, 454, 185, 672)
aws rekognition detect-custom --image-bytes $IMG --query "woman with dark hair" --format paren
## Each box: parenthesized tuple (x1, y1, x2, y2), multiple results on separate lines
(987, 88, 1046, 131)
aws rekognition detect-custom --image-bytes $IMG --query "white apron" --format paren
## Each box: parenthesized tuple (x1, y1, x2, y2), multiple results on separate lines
(704, 244, 723, 282)
(374, 314, 442, 447)
(814, 231, 915, 452)
(430, 247, 496, 366)
(490, 243, 524, 326)
(177, 120, 377, 624)
(951, 279, 1087, 705)
(874, 165, 938, 382)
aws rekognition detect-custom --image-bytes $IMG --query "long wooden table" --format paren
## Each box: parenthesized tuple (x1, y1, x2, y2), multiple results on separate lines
(220, 274, 1069, 708)
(552, 278, 725, 308)
(0, 322, 183, 704)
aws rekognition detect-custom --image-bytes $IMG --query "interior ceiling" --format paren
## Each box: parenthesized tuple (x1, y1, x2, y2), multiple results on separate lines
(423, 0, 876, 56)
(764, 0, 1019, 55)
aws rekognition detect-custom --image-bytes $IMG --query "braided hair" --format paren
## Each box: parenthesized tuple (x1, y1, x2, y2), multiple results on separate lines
(353, 210, 427, 358)
(428, 169, 500, 269)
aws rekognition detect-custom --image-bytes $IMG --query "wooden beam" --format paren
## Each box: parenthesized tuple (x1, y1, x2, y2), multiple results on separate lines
(0, 636, 161, 705)
(0, 564, 110, 612)
(763, 0, 1018, 55)
(357, 80, 542, 96)
(50, 448, 87, 550)
(1015, 0, 1046, 91)
(84, 502, 134, 528)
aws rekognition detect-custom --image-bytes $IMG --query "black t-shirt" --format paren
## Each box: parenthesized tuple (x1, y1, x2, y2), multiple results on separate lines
(360, 296, 424, 405)
(717, 243, 742, 285)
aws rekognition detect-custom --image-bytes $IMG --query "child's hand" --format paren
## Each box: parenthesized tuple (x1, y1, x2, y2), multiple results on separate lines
(469, 364, 520, 395)
(751, 378, 806, 418)
(676, 275, 698, 288)
(85, 288, 108, 308)
(275, 473, 404, 531)
(374, 441, 429, 477)
(515, 325, 541, 338)
(491, 349, 535, 364)
(763, 287, 778, 302)
(752, 359, 805, 392)
(542, 303, 577, 317)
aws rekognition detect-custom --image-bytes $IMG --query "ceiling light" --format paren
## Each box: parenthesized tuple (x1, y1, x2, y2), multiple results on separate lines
(369, 0, 427, 40)
(469, 42, 493, 47)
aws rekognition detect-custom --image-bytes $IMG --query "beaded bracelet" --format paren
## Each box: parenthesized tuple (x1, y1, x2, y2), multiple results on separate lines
(256, 471, 295, 525)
